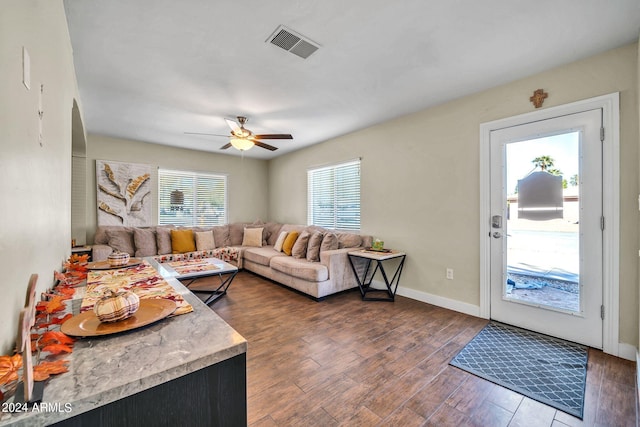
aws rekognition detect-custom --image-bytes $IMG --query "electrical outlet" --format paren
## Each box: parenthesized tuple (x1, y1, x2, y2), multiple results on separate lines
(446, 268, 454, 280)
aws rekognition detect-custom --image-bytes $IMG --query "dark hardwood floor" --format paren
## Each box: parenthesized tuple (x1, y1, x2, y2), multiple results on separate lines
(190, 271, 636, 426)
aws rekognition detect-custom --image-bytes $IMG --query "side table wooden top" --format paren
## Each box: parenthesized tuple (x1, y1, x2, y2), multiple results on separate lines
(348, 248, 406, 261)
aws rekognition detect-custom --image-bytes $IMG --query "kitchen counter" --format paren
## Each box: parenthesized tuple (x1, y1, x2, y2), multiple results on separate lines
(0, 276, 247, 426)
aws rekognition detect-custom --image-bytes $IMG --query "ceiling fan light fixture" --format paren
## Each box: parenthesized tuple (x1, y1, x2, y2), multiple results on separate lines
(230, 137, 254, 151)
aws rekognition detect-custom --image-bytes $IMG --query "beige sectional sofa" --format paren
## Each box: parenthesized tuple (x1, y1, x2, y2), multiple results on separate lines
(92, 222, 372, 300)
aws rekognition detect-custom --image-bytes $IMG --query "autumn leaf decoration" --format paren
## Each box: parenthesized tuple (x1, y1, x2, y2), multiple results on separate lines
(0, 255, 85, 402)
(33, 360, 69, 382)
(0, 354, 22, 386)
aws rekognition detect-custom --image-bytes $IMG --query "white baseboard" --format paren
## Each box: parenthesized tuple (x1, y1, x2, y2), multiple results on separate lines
(636, 351, 639, 418)
(396, 286, 481, 318)
(617, 342, 637, 361)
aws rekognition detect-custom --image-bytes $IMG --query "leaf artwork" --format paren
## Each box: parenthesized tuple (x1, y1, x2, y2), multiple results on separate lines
(98, 201, 124, 223)
(98, 184, 126, 201)
(97, 161, 151, 226)
(127, 173, 150, 198)
(103, 163, 121, 194)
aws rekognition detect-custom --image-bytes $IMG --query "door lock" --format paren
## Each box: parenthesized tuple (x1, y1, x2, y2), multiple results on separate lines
(492, 215, 502, 229)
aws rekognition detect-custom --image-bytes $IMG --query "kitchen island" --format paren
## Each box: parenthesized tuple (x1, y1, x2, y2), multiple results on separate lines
(0, 276, 247, 427)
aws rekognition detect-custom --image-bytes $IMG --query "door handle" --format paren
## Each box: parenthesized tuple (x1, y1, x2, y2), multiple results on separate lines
(492, 231, 502, 239)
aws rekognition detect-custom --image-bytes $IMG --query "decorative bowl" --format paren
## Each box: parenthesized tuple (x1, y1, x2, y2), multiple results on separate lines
(107, 251, 130, 267)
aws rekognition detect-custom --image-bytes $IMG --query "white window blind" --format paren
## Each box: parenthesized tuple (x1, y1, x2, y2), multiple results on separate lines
(307, 159, 360, 231)
(158, 169, 227, 227)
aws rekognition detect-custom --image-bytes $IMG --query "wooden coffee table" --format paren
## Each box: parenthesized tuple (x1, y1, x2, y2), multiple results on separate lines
(150, 257, 238, 305)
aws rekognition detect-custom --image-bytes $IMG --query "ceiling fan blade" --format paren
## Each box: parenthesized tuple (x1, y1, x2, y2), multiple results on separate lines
(225, 118, 241, 132)
(184, 132, 229, 137)
(253, 141, 278, 151)
(254, 134, 293, 140)
(220, 142, 232, 150)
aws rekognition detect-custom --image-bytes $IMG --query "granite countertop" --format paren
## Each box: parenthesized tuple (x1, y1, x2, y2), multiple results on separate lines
(0, 276, 247, 427)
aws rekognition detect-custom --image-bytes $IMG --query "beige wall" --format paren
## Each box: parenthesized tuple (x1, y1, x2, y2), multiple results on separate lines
(0, 1, 81, 354)
(638, 39, 640, 352)
(85, 135, 270, 242)
(269, 43, 639, 347)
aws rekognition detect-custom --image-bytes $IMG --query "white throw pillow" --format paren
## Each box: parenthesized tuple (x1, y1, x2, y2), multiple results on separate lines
(242, 227, 263, 247)
(195, 230, 215, 251)
(274, 231, 288, 252)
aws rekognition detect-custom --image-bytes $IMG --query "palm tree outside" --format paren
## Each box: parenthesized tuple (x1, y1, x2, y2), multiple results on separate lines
(531, 155, 555, 171)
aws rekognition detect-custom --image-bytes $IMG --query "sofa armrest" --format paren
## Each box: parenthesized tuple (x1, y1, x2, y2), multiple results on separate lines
(320, 247, 365, 285)
(92, 244, 113, 262)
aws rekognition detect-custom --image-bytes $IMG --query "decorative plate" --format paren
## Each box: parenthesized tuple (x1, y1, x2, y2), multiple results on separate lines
(87, 258, 143, 270)
(60, 299, 176, 337)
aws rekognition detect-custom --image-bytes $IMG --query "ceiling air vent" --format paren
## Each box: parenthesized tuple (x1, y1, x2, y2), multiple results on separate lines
(267, 25, 320, 59)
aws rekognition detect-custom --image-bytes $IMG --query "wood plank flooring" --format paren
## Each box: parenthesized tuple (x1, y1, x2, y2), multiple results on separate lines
(190, 271, 636, 426)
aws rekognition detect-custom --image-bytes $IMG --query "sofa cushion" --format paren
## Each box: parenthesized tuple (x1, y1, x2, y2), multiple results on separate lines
(264, 222, 284, 246)
(156, 226, 174, 255)
(195, 230, 215, 251)
(282, 231, 299, 256)
(95, 226, 131, 245)
(279, 224, 306, 234)
(274, 231, 288, 252)
(270, 256, 329, 282)
(292, 230, 311, 259)
(212, 225, 230, 248)
(242, 227, 263, 247)
(320, 233, 339, 252)
(244, 247, 286, 267)
(106, 229, 135, 255)
(171, 229, 196, 253)
(247, 220, 271, 245)
(228, 223, 247, 246)
(133, 228, 157, 257)
(337, 233, 362, 248)
(306, 231, 324, 262)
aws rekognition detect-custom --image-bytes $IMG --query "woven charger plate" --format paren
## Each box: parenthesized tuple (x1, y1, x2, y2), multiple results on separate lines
(87, 258, 143, 270)
(61, 299, 176, 337)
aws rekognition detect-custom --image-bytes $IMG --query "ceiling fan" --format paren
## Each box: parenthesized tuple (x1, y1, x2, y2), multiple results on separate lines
(185, 116, 293, 151)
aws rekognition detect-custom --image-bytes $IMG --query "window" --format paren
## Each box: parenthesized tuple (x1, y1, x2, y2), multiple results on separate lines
(158, 169, 227, 227)
(307, 159, 361, 231)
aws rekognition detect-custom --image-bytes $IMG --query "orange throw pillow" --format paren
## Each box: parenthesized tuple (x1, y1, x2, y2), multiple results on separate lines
(282, 231, 299, 256)
(171, 229, 196, 253)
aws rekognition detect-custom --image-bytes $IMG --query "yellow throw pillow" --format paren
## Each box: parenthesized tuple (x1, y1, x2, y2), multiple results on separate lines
(171, 229, 196, 254)
(282, 231, 299, 256)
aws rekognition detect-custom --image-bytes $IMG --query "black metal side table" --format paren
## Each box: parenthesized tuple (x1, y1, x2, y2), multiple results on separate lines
(347, 249, 406, 301)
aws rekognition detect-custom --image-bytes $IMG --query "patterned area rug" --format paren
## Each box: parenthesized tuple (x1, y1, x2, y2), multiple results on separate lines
(450, 322, 587, 419)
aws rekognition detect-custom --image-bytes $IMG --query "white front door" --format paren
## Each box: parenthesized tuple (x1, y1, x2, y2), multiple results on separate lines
(489, 109, 603, 348)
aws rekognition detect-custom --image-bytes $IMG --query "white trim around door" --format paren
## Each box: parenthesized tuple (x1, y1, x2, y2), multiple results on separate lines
(479, 92, 620, 356)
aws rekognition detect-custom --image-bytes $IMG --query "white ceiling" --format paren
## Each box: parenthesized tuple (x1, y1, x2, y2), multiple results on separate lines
(63, 0, 640, 159)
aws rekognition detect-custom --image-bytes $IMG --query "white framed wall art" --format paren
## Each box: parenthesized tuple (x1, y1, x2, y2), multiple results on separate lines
(96, 160, 152, 226)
